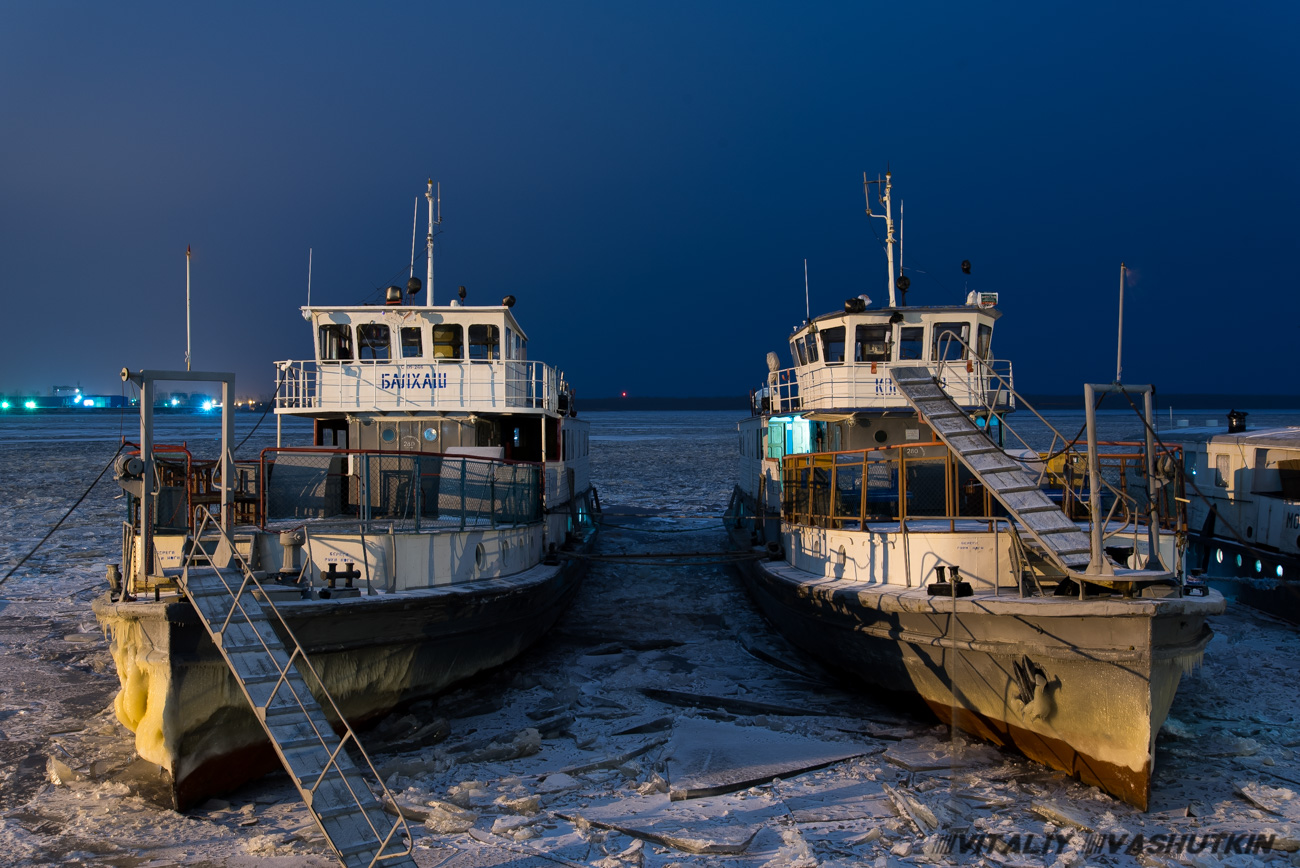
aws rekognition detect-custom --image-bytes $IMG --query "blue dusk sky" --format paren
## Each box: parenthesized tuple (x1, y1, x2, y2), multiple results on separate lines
(1, 2, 1296, 399)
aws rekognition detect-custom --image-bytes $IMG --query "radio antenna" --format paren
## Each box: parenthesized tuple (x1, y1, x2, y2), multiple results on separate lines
(804, 259, 810, 321)
(409, 197, 418, 278)
(425, 180, 442, 307)
(863, 169, 897, 307)
(307, 247, 313, 308)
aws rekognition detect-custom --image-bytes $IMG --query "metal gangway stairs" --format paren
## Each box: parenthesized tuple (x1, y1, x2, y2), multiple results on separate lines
(889, 367, 1096, 576)
(179, 507, 415, 868)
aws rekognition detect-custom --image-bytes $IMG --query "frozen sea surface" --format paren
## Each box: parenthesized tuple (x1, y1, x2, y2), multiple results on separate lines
(2, 408, 1300, 866)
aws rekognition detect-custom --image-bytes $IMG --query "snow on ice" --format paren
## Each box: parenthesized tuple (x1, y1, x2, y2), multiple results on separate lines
(2, 410, 1300, 866)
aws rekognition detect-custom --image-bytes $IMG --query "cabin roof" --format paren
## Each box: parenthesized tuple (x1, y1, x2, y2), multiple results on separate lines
(794, 305, 1002, 335)
(1164, 426, 1300, 449)
(303, 304, 527, 340)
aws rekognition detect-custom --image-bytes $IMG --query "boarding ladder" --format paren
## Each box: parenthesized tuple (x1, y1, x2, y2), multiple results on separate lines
(890, 367, 1097, 575)
(178, 507, 415, 868)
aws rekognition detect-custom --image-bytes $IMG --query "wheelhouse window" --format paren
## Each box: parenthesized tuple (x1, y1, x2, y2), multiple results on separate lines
(932, 322, 970, 360)
(319, 324, 353, 362)
(793, 338, 808, 367)
(820, 326, 846, 364)
(469, 324, 500, 360)
(898, 327, 923, 361)
(400, 326, 423, 358)
(357, 324, 391, 361)
(504, 327, 514, 360)
(855, 324, 890, 362)
(977, 323, 993, 359)
(516, 333, 526, 360)
(806, 332, 819, 363)
(432, 324, 463, 359)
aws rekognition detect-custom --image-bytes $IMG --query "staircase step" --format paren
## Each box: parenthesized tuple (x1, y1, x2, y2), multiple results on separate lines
(1015, 503, 1061, 515)
(181, 563, 415, 866)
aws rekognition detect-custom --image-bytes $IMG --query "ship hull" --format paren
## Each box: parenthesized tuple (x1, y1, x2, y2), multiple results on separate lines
(726, 511, 1222, 810)
(1187, 535, 1300, 624)
(93, 531, 592, 810)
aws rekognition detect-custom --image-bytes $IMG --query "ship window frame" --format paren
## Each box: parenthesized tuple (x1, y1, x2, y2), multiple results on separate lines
(1215, 453, 1230, 489)
(977, 323, 993, 359)
(805, 332, 820, 363)
(468, 324, 500, 361)
(820, 326, 846, 365)
(318, 323, 353, 362)
(897, 326, 924, 361)
(854, 324, 890, 362)
(932, 321, 970, 361)
(432, 324, 463, 360)
(357, 323, 392, 362)
(399, 326, 423, 359)
(793, 338, 808, 367)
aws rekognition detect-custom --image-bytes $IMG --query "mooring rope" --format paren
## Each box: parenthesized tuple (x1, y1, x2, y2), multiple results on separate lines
(0, 443, 125, 590)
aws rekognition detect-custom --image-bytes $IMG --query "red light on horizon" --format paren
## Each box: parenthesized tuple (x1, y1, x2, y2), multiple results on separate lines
(621, 391, 627, 398)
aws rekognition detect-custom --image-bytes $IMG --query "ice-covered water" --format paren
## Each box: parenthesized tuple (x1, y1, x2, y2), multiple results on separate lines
(2, 407, 1300, 866)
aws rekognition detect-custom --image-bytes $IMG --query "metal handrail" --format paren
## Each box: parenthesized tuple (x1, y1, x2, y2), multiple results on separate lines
(255, 447, 543, 532)
(932, 332, 1167, 524)
(767, 353, 1015, 414)
(780, 442, 1180, 535)
(274, 358, 558, 413)
(182, 506, 412, 867)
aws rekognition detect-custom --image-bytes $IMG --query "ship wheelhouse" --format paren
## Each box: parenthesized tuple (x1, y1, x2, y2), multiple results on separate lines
(275, 303, 582, 466)
(740, 300, 1014, 514)
(773, 301, 1011, 416)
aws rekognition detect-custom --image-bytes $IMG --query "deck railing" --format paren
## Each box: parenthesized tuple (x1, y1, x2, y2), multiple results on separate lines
(275, 359, 557, 413)
(766, 359, 1014, 413)
(130, 448, 543, 535)
(257, 448, 543, 531)
(781, 441, 1183, 533)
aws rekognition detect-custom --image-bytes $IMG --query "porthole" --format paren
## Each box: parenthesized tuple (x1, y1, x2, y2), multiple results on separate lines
(1255, 560, 1263, 574)
(423, 427, 438, 442)
(1276, 565, 1284, 578)
(874, 429, 888, 443)
(1246, 526, 1254, 538)
(380, 428, 397, 443)
(1235, 554, 1243, 568)
(1215, 549, 1223, 564)
(475, 543, 485, 570)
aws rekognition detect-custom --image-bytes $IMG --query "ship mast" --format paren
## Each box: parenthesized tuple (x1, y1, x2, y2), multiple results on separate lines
(863, 170, 897, 307)
(425, 180, 441, 307)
